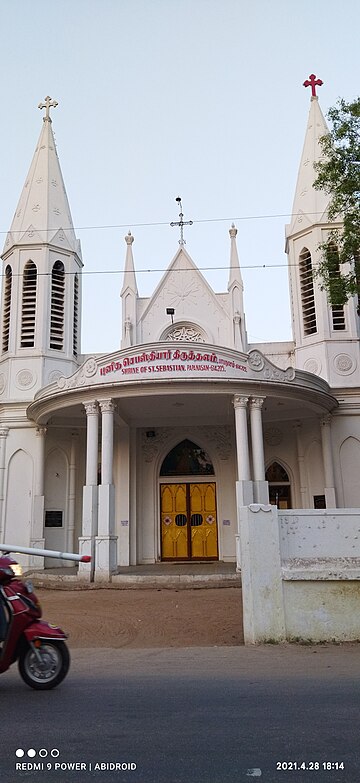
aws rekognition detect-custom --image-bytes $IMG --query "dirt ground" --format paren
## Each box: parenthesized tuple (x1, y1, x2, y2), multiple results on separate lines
(36, 586, 244, 648)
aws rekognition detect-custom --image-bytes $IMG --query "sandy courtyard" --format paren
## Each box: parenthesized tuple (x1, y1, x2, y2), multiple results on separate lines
(36, 586, 244, 648)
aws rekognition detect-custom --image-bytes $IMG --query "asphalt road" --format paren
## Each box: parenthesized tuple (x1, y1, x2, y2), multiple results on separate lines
(1, 644, 360, 783)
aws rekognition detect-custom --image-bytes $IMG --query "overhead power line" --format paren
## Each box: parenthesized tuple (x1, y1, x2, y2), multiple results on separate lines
(0, 209, 330, 236)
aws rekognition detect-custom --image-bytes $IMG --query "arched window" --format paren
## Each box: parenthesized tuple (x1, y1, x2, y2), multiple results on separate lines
(50, 261, 65, 350)
(160, 440, 214, 476)
(2, 265, 12, 353)
(21, 261, 37, 348)
(299, 248, 317, 335)
(73, 273, 79, 356)
(266, 461, 291, 509)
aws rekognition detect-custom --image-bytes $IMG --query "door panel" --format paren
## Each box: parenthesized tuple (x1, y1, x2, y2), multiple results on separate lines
(190, 483, 218, 559)
(161, 482, 218, 560)
(161, 484, 189, 559)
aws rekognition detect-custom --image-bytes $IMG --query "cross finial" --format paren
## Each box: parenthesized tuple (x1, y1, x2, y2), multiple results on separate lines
(38, 95, 58, 122)
(303, 74, 323, 98)
(170, 197, 193, 246)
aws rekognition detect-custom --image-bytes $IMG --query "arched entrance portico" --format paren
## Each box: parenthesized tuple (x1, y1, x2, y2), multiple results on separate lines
(159, 440, 218, 560)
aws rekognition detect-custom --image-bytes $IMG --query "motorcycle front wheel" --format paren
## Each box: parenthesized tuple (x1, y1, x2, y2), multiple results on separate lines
(18, 640, 70, 690)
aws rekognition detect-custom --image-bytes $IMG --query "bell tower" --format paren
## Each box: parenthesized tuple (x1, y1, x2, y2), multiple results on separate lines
(286, 77, 360, 387)
(0, 97, 83, 400)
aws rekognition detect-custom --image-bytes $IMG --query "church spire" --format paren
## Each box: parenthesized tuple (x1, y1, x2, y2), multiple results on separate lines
(3, 96, 81, 258)
(227, 224, 247, 352)
(228, 223, 243, 290)
(286, 75, 329, 238)
(121, 231, 138, 296)
(120, 231, 138, 348)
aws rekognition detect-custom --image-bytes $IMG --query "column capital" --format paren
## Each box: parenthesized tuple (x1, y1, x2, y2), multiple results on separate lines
(233, 395, 249, 410)
(249, 396, 266, 410)
(0, 427, 9, 439)
(99, 399, 116, 414)
(83, 400, 99, 416)
(36, 426, 47, 437)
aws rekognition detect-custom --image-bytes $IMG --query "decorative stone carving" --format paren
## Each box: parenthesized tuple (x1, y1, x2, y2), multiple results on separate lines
(264, 427, 283, 446)
(249, 397, 265, 410)
(165, 325, 205, 342)
(263, 365, 295, 382)
(334, 353, 356, 375)
(84, 358, 98, 378)
(233, 395, 249, 409)
(304, 358, 321, 375)
(0, 374, 6, 394)
(48, 370, 62, 385)
(16, 370, 35, 389)
(198, 426, 232, 460)
(142, 429, 174, 463)
(99, 399, 116, 414)
(83, 401, 98, 416)
(248, 350, 265, 371)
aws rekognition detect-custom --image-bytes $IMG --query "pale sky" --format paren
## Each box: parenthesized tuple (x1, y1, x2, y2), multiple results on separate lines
(1, 0, 359, 354)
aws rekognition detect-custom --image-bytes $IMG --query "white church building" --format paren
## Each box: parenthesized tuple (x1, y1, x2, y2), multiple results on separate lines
(1, 85, 360, 584)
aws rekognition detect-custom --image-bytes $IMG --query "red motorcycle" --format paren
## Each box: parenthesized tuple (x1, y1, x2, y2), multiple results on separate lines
(0, 544, 91, 690)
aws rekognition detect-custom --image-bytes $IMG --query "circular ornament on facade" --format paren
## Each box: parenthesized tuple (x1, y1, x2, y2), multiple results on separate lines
(334, 353, 356, 375)
(57, 376, 67, 389)
(304, 358, 321, 376)
(16, 370, 36, 389)
(248, 350, 264, 371)
(84, 358, 98, 377)
(0, 374, 6, 394)
(264, 427, 283, 446)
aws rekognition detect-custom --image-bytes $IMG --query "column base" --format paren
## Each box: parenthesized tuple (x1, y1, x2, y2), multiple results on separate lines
(29, 538, 45, 570)
(236, 480, 254, 507)
(78, 536, 95, 581)
(94, 535, 118, 582)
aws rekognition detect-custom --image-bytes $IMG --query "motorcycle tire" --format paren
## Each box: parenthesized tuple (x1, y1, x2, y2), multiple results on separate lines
(18, 640, 70, 690)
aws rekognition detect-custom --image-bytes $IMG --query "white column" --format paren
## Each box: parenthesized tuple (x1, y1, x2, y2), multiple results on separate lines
(321, 415, 336, 508)
(249, 397, 268, 504)
(67, 431, 78, 554)
(233, 395, 250, 480)
(0, 428, 9, 542)
(233, 395, 253, 509)
(100, 399, 114, 486)
(85, 401, 99, 486)
(96, 399, 117, 581)
(294, 421, 308, 508)
(31, 426, 47, 568)
(249, 397, 265, 481)
(79, 401, 99, 581)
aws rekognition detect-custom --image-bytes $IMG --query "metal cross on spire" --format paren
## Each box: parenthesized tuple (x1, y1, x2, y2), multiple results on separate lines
(170, 197, 193, 245)
(303, 74, 323, 98)
(38, 95, 58, 122)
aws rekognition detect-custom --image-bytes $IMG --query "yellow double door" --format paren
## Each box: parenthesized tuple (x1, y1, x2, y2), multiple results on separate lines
(161, 482, 218, 560)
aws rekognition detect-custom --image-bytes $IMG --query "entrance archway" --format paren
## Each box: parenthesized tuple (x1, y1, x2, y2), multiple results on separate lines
(160, 440, 218, 560)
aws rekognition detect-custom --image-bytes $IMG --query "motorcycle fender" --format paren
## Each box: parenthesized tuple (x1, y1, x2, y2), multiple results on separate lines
(23, 621, 68, 642)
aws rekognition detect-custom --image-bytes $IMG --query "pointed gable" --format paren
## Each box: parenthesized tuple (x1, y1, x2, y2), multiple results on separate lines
(139, 246, 229, 345)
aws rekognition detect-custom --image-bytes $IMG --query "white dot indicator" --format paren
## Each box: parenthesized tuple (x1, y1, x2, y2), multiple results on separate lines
(15, 749, 24, 758)
(27, 749, 36, 758)
(51, 749, 60, 757)
(39, 749, 48, 758)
